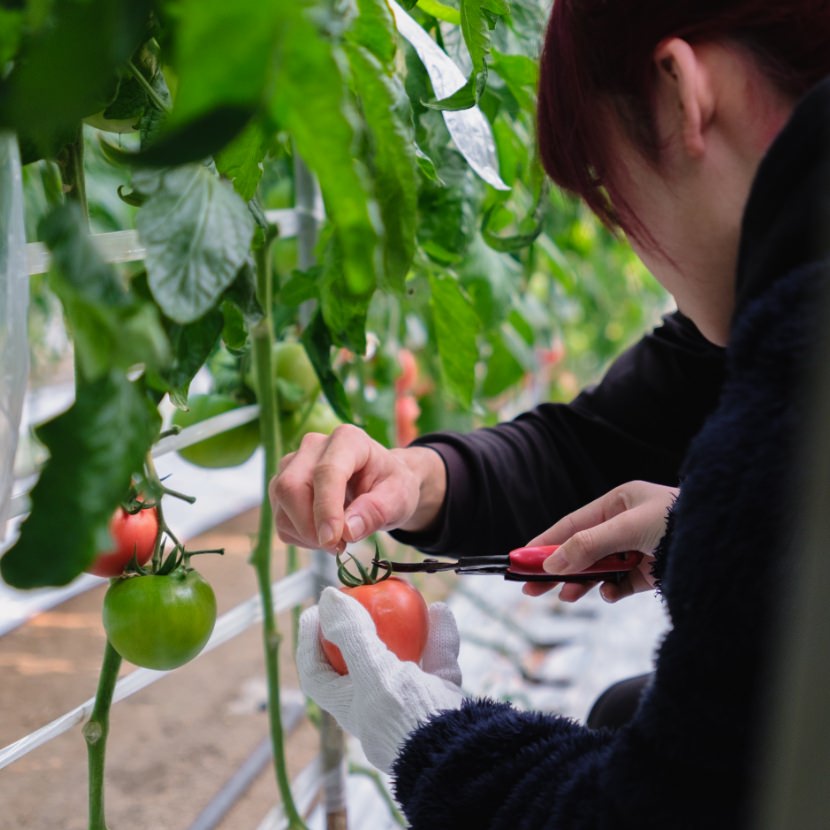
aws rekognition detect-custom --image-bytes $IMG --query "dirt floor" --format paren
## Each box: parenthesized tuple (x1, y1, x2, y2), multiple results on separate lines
(0, 507, 403, 830)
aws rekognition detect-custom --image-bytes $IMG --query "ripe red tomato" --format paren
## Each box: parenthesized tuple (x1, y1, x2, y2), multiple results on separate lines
(395, 349, 419, 394)
(395, 394, 420, 447)
(86, 506, 159, 578)
(321, 577, 429, 675)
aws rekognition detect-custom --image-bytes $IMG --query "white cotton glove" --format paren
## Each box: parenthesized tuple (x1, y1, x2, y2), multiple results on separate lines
(296, 587, 464, 773)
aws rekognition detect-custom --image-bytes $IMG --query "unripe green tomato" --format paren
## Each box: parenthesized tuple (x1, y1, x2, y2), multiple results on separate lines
(246, 342, 319, 411)
(103, 569, 217, 671)
(172, 395, 260, 468)
(302, 399, 342, 435)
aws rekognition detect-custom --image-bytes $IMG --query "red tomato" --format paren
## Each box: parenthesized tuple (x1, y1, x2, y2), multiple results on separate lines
(395, 394, 420, 447)
(87, 506, 159, 578)
(321, 578, 429, 675)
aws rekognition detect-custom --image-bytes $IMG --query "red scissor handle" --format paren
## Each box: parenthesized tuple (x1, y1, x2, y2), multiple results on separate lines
(507, 545, 643, 577)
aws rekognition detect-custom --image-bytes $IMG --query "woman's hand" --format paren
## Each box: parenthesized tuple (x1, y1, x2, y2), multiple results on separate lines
(296, 588, 464, 773)
(269, 425, 446, 551)
(523, 480, 678, 603)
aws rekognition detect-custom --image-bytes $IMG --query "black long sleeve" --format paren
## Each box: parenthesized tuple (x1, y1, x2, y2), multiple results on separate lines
(392, 310, 725, 556)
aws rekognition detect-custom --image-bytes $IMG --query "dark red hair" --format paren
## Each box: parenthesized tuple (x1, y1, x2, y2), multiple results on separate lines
(537, 0, 830, 238)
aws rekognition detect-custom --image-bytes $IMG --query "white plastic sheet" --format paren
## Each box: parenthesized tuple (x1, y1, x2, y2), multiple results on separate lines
(0, 132, 29, 538)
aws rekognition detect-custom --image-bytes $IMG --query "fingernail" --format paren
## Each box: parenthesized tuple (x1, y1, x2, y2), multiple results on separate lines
(345, 514, 365, 541)
(318, 522, 337, 548)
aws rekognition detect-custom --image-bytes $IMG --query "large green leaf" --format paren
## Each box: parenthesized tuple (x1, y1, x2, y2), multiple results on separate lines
(346, 44, 418, 292)
(40, 204, 170, 380)
(0, 373, 161, 588)
(351, 0, 398, 65)
(136, 165, 255, 324)
(270, 4, 379, 303)
(215, 119, 270, 201)
(301, 311, 354, 424)
(0, 0, 152, 152)
(429, 273, 481, 408)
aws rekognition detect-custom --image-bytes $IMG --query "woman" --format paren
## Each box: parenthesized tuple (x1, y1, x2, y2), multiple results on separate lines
(286, 1, 830, 826)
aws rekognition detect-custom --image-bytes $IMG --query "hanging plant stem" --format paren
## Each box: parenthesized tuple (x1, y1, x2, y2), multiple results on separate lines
(249, 227, 308, 829)
(83, 640, 122, 830)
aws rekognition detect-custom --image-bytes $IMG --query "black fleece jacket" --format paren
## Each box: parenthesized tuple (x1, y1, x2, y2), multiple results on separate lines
(392, 77, 830, 830)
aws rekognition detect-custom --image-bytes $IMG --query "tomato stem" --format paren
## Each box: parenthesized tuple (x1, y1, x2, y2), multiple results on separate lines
(143, 453, 185, 570)
(127, 58, 172, 114)
(249, 224, 308, 829)
(84, 640, 122, 830)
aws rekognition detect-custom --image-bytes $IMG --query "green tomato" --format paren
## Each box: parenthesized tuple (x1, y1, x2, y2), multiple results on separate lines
(280, 399, 342, 451)
(301, 399, 342, 435)
(103, 569, 217, 671)
(246, 342, 319, 411)
(172, 395, 260, 468)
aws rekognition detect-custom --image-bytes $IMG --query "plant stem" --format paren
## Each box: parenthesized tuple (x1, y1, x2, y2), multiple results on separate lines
(57, 125, 88, 216)
(127, 59, 172, 114)
(84, 641, 122, 830)
(144, 452, 184, 569)
(249, 231, 307, 829)
(348, 762, 407, 827)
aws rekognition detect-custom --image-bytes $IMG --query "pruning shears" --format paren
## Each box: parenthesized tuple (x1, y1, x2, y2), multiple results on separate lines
(374, 545, 643, 583)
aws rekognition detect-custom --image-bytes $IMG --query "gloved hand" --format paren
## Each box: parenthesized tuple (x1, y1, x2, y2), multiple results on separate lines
(296, 587, 464, 772)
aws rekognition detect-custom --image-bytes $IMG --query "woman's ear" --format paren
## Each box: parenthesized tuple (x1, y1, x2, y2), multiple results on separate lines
(652, 38, 715, 159)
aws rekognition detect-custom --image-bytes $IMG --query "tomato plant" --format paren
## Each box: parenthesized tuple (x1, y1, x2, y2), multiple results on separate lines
(171, 394, 260, 468)
(86, 504, 158, 578)
(102, 567, 217, 671)
(320, 555, 429, 676)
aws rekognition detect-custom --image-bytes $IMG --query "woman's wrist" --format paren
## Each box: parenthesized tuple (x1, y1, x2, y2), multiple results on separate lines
(391, 445, 447, 534)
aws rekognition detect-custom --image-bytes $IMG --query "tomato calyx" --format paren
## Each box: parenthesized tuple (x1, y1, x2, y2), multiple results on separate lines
(336, 548, 394, 588)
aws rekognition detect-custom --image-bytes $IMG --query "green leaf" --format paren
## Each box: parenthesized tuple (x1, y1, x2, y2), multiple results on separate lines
(319, 234, 370, 355)
(137, 165, 256, 324)
(0, 374, 161, 588)
(0, 0, 152, 150)
(146, 309, 225, 404)
(301, 312, 354, 423)
(127, 105, 256, 168)
(416, 0, 462, 25)
(0, 9, 24, 68)
(428, 273, 481, 407)
(346, 44, 418, 292)
(39, 204, 170, 380)
(215, 119, 269, 201)
(350, 0, 398, 66)
(270, 5, 379, 301)
(163, 0, 279, 126)
(426, 0, 510, 111)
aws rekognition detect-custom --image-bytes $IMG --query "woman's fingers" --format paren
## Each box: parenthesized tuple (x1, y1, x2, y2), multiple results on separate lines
(541, 483, 676, 576)
(270, 424, 423, 550)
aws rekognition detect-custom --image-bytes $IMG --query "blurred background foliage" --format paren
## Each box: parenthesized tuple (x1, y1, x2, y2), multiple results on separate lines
(15, 0, 669, 445)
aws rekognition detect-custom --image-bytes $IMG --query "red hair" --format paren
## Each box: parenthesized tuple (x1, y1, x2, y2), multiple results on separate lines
(537, 0, 830, 238)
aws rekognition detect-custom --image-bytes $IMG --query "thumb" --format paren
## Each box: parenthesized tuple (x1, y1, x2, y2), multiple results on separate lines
(421, 602, 462, 686)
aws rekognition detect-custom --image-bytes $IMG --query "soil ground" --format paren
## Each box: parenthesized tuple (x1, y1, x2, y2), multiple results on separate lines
(0, 507, 364, 830)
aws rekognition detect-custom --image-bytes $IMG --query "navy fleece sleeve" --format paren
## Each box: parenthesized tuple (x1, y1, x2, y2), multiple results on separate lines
(392, 311, 724, 556)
